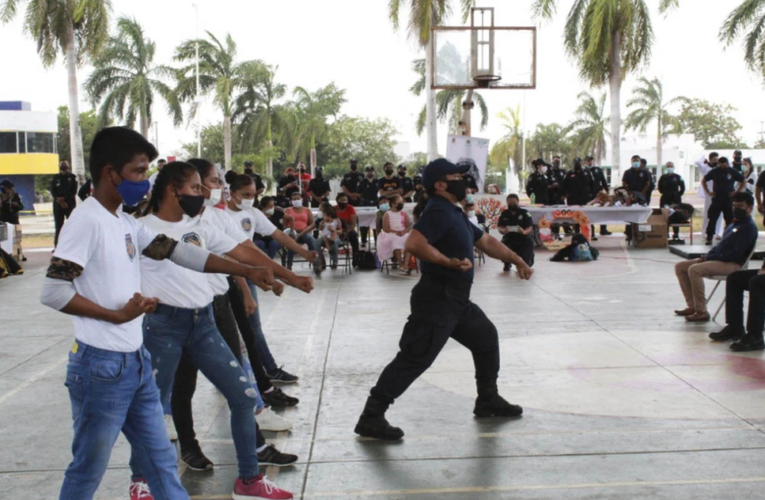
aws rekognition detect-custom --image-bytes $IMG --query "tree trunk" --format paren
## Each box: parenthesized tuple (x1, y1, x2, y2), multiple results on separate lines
(64, 24, 85, 181)
(425, 37, 439, 161)
(309, 130, 317, 175)
(656, 115, 663, 170)
(223, 114, 232, 169)
(140, 114, 149, 139)
(461, 90, 473, 137)
(266, 118, 273, 177)
(609, 33, 622, 180)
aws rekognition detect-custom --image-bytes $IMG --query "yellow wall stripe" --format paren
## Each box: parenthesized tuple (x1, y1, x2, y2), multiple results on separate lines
(0, 154, 59, 174)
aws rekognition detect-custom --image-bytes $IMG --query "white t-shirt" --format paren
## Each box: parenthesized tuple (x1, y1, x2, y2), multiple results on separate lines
(200, 206, 248, 296)
(148, 171, 160, 191)
(225, 206, 277, 240)
(53, 197, 158, 352)
(140, 214, 238, 309)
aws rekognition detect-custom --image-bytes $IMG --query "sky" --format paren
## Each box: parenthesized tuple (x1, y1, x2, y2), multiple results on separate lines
(1, 0, 764, 162)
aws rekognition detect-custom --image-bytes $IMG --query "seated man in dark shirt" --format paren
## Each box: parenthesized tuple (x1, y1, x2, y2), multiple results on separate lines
(307, 166, 331, 208)
(674, 192, 758, 323)
(497, 194, 534, 272)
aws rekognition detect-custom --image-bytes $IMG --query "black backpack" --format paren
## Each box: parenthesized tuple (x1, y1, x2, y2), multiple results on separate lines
(357, 250, 377, 270)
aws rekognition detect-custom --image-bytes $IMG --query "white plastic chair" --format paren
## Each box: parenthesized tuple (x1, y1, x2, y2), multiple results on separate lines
(706, 244, 757, 322)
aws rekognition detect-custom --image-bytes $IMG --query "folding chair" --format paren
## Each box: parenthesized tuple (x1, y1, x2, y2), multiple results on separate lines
(706, 244, 757, 322)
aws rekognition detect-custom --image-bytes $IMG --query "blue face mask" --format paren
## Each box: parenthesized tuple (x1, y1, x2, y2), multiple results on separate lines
(632, 162, 640, 169)
(465, 194, 474, 203)
(667, 168, 674, 174)
(116, 176, 151, 207)
(379, 203, 390, 212)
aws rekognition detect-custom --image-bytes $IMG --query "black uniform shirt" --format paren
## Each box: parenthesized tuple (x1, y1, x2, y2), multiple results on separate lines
(498, 208, 533, 242)
(546, 168, 566, 203)
(590, 166, 609, 192)
(414, 195, 484, 282)
(341, 171, 363, 193)
(464, 173, 479, 192)
(51, 173, 78, 203)
(308, 177, 331, 199)
(704, 167, 745, 195)
(278, 175, 300, 199)
(563, 168, 595, 203)
(757, 171, 765, 190)
(525, 172, 549, 205)
(378, 176, 401, 197)
(357, 177, 379, 202)
(399, 176, 415, 201)
(622, 168, 650, 193)
(658, 173, 685, 204)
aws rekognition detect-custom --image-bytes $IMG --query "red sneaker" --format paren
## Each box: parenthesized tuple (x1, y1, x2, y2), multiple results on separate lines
(233, 474, 293, 499)
(129, 479, 154, 500)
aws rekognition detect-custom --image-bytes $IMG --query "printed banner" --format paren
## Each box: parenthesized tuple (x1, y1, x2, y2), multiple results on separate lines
(446, 135, 489, 194)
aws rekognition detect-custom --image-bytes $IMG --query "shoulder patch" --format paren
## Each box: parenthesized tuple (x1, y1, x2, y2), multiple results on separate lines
(125, 234, 136, 261)
(182, 232, 202, 247)
(240, 218, 252, 232)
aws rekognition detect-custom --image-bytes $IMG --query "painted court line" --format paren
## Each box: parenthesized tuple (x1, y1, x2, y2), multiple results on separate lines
(0, 356, 67, 406)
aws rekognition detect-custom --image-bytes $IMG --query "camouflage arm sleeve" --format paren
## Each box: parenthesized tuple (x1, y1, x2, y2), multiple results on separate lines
(45, 257, 84, 282)
(141, 234, 178, 261)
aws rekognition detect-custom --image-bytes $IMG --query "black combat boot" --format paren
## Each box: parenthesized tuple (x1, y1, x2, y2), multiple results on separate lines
(354, 396, 405, 441)
(474, 381, 524, 418)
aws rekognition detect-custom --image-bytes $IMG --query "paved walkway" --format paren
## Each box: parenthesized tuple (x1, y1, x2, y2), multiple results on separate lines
(1, 237, 765, 499)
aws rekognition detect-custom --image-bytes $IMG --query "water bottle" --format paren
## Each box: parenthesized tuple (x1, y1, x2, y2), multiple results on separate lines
(530, 193, 536, 207)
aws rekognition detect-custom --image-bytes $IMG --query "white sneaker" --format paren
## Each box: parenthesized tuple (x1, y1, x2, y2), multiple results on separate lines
(256, 407, 293, 432)
(164, 414, 178, 441)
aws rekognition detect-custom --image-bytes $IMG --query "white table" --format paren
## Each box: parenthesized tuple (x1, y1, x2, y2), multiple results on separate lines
(526, 206, 653, 225)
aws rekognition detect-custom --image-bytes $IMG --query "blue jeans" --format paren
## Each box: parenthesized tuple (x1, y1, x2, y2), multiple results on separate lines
(60, 341, 187, 500)
(247, 283, 278, 373)
(254, 238, 281, 259)
(131, 304, 259, 480)
(284, 229, 321, 268)
(323, 236, 339, 264)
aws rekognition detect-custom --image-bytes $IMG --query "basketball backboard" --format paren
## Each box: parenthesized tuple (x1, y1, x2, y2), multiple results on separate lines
(431, 8, 536, 90)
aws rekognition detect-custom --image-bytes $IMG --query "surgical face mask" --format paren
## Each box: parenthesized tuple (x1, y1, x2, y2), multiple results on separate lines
(178, 194, 205, 218)
(467, 210, 476, 218)
(379, 203, 390, 212)
(465, 194, 474, 204)
(237, 197, 255, 210)
(632, 162, 640, 169)
(265, 207, 275, 216)
(114, 175, 150, 207)
(204, 188, 222, 207)
(666, 168, 674, 175)
(292, 199, 303, 208)
(541, 166, 548, 174)
(733, 208, 748, 220)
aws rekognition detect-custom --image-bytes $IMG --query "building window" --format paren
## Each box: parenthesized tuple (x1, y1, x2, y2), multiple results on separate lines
(17, 132, 25, 153)
(26, 132, 56, 153)
(0, 132, 17, 153)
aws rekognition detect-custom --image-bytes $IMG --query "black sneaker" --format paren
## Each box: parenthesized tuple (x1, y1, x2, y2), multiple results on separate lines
(474, 394, 523, 418)
(503, 263, 511, 272)
(267, 367, 299, 384)
(354, 414, 405, 441)
(730, 335, 765, 352)
(261, 387, 299, 408)
(257, 444, 298, 467)
(601, 230, 613, 236)
(181, 448, 214, 471)
(709, 326, 744, 342)
(705, 240, 713, 246)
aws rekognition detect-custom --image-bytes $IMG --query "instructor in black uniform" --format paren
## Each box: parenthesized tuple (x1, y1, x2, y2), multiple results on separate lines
(526, 159, 549, 205)
(658, 162, 685, 207)
(50, 160, 78, 248)
(585, 155, 612, 237)
(341, 159, 363, 206)
(354, 158, 533, 441)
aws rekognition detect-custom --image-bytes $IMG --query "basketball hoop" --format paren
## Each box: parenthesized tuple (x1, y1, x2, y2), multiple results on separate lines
(473, 74, 501, 88)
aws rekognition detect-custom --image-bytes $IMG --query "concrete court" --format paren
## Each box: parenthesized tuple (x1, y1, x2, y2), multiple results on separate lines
(2, 237, 765, 500)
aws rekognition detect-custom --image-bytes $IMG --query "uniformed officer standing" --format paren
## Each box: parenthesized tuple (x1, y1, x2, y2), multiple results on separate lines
(585, 155, 612, 237)
(526, 159, 550, 205)
(341, 159, 363, 206)
(546, 156, 566, 205)
(658, 161, 685, 207)
(702, 156, 746, 244)
(50, 160, 78, 248)
(277, 167, 301, 207)
(413, 174, 425, 203)
(354, 159, 533, 441)
(498, 194, 535, 272)
(378, 162, 402, 199)
(397, 164, 415, 202)
(622, 155, 652, 204)
(732, 150, 744, 173)
(640, 158, 656, 205)
(357, 166, 380, 246)
(307, 166, 331, 207)
(562, 157, 595, 206)
(243, 160, 265, 202)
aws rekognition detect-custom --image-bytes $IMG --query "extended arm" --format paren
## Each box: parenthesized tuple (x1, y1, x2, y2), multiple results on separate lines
(404, 229, 471, 272)
(474, 234, 533, 279)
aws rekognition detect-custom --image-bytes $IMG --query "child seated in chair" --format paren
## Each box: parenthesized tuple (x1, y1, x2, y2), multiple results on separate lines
(319, 203, 341, 270)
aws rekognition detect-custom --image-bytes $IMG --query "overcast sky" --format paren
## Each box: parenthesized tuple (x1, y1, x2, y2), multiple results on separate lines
(1, 0, 764, 161)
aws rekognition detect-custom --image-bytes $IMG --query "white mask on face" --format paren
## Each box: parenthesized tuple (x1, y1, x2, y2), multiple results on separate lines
(292, 199, 303, 208)
(265, 208, 275, 216)
(541, 166, 548, 174)
(468, 210, 476, 218)
(204, 188, 223, 207)
(237, 198, 255, 210)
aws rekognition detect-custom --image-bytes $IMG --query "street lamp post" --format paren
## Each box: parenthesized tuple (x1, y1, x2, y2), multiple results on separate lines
(193, 2, 201, 157)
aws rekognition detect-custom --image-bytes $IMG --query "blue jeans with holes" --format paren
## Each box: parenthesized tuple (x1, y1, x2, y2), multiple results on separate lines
(130, 304, 259, 480)
(59, 341, 188, 500)
(247, 283, 278, 373)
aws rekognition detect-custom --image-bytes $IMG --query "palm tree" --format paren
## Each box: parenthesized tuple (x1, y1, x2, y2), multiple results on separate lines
(174, 32, 252, 169)
(532, 0, 679, 178)
(85, 17, 182, 138)
(624, 77, 686, 168)
(490, 106, 524, 185)
(567, 91, 609, 165)
(389, 0, 473, 161)
(292, 83, 346, 172)
(1, 0, 111, 179)
(410, 58, 489, 135)
(232, 62, 292, 176)
(720, 1, 765, 79)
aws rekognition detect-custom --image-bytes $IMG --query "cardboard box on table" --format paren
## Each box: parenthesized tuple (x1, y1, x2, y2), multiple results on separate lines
(632, 208, 669, 248)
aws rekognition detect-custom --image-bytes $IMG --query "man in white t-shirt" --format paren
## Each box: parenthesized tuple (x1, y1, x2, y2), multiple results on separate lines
(39, 128, 275, 500)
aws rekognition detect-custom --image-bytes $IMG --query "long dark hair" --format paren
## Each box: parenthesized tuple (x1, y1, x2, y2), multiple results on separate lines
(144, 161, 197, 216)
(186, 158, 216, 182)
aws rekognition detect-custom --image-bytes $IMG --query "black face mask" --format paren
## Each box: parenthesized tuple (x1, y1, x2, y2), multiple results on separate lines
(338, 202, 348, 209)
(574, 163, 582, 170)
(396, 203, 404, 211)
(733, 208, 748, 220)
(445, 179, 467, 201)
(508, 204, 519, 211)
(244, 168, 253, 175)
(60, 167, 69, 174)
(366, 173, 374, 179)
(286, 174, 294, 181)
(178, 194, 205, 218)
(350, 165, 357, 171)
(385, 169, 394, 176)
(398, 171, 406, 177)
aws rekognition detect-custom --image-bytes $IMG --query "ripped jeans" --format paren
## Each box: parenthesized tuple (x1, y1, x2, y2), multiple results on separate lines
(130, 303, 259, 480)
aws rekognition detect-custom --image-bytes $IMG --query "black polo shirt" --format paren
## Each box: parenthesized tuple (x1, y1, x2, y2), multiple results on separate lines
(378, 176, 401, 197)
(357, 177, 379, 203)
(757, 171, 765, 190)
(525, 172, 549, 205)
(308, 177, 331, 199)
(498, 207, 533, 243)
(278, 175, 300, 199)
(341, 171, 363, 193)
(399, 176, 415, 200)
(622, 168, 650, 193)
(414, 195, 484, 282)
(704, 167, 745, 195)
(590, 166, 609, 192)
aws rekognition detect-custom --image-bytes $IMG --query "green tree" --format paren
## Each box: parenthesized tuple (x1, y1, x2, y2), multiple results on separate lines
(315, 116, 399, 179)
(676, 98, 746, 148)
(85, 17, 182, 137)
(402, 152, 429, 175)
(292, 83, 346, 171)
(57, 106, 99, 168)
(490, 106, 524, 185)
(624, 77, 686, 167)
(528, 123, 575, 164)
(2, 0, 111, 179)
(174, 32, 254, 169)
(566, 91, 609, 165)
(720, 1, 765, 80)
(389, 0, 473, 160)
(180, 123, 226, 165)
(533, 0, 679, 176)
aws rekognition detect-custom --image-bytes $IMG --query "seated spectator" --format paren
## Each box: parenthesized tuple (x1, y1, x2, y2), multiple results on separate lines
(253, 196, 282, 259)
(335, 193, 360, 265)
(283, 191, 322, 275)
(412, 192, 429, 222)
(318, 202, 341, 270)
(377, 194, 412, 271)
(465, 201, 485, 229)
(674, 192, 758, 322)
(709, 264, 765, 352)
(375, 197, 389, 236)
(497, 194, 534, 272)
